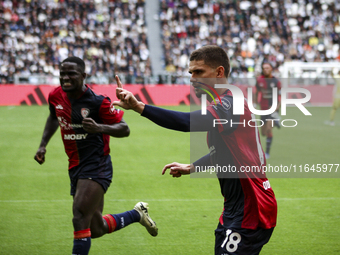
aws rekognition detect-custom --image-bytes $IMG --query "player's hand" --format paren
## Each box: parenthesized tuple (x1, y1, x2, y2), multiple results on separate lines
(162, 162, 192, 178)
(34, 147, 46, 165)
(113, 75, 145, 113)
(82, 118, 101, 133)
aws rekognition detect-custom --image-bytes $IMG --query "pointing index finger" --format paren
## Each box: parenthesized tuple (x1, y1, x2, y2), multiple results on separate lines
(115, 75, 123, 89)
(162, 162, 177, 175)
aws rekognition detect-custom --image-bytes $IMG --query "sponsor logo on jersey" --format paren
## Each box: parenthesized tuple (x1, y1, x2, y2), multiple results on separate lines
(57, 116, 71, 130)
(263, 91, 273, 99)
(56, 104, 63, 110)
(64, 133, 88, 140)
(57, 116, 83, 130)
(222, 98, 231, 110)
(212, 98, 231, 111)
(81, 108, 90, 118)
(70, 124, 83, 128)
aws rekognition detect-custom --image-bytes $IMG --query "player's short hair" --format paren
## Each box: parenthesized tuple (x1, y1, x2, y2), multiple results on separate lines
(189, 45, 230, 77)
(61, 56, 85, 73)
(261, 61, 273, 69)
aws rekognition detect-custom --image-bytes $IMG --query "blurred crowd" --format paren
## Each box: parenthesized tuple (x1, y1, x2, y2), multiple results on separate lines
(1, 0, 340, 85)
(159, 0, 340, 80)
(0, 0, 150, 84)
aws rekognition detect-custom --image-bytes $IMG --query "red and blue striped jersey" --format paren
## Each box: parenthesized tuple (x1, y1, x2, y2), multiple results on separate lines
(140, 89, 277, 230)
(48, 85, 123, 170)
(256, 75, 281, 110)
(206, 90, 277, 230)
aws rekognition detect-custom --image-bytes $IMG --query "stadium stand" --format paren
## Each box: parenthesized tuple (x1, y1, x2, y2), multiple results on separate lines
(1, 0, 340, 85)
(159, 0, 340, 83)
(0, 0, 150, 85)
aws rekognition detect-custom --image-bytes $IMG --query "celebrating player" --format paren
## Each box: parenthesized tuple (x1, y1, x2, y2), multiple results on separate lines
(254, 62, 281, 159)
(34, 57, 158, 255)
(114, 46, 277, 255)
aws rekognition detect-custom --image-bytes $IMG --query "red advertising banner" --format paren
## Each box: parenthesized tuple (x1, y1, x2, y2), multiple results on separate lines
(0, 84, 334, 106)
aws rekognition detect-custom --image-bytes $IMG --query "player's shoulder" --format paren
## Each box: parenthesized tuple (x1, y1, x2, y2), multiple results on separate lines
(273, 76, 281, 87)
(256, 75, 265, 80)
(256, 75, 265, 86)
(85, 85, 110, 101)
(48, 86, 64, 102)
(86, 85, 105, 97)
(273, 75, 280, 82)
(84, 86, 113, 110)
(212, 92, 234, 112)
(49, 86, 63, 97)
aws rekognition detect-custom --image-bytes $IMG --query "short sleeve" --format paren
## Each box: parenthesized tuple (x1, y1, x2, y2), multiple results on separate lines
(277, 79, 282, 91)
(99, 97, 124, 124)
(255, 77, 261, 90)
(48, 94, 57, 119)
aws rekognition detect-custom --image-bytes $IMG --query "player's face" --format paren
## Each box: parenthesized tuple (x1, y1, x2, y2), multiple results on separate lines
(189, 60, 217, 98)
(59, 62, 86, 93)
(262, 63, 273, 77)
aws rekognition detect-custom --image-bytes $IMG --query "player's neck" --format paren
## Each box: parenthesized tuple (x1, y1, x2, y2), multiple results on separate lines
(215, 88, 228, 97)
(66, 84, 87, 99)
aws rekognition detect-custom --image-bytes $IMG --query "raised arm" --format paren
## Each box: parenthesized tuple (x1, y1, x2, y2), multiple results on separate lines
(34, 114, 59, 164)
(113, 75, 145, 113)
(113, 75, 216, 132)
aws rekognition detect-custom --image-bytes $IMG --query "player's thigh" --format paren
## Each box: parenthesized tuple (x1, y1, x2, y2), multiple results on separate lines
(73, 179, 105, 218)
(333, 99, 340, 109)
(215, 224, 274, 255)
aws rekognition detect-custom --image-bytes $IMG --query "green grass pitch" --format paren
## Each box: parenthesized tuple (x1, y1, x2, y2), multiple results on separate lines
(0, 105, 339, 254)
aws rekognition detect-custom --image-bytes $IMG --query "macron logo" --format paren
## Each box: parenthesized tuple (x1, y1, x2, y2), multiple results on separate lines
(64, 134, 88, 140)
(56, 105, 63, 110)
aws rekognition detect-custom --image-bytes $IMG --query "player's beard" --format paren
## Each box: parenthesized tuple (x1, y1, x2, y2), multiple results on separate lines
(191, 79, 217, 99)
(191, 82, 204, 98)
(194, 87, 203, 98)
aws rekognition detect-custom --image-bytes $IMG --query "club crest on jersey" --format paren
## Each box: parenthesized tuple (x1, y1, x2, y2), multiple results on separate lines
(81, 108, 90, 118)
